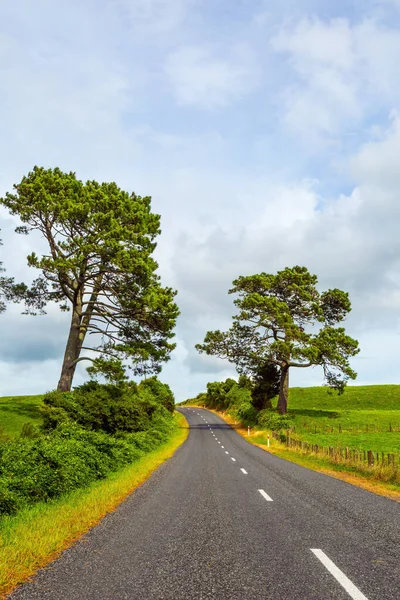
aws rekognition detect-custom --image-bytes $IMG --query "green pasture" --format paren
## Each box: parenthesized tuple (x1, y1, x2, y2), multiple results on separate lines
(0, 395, 44, 438)
(273, 385, 400, 454)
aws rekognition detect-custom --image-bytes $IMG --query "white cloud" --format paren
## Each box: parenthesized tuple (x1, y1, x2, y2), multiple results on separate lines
(350, 113, 400, 186)
(113, 0, 193, 34)
(166, 112, 400, 390)
(270, 16, 400, 140)
(271, 17, 355, 71)
(165, 45, 259, 108)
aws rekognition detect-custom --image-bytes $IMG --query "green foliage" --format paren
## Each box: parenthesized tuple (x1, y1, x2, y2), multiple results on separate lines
(0, 426, 143, 515)
(137, 377, 175, 413)
(41, 381, 173, 435)
(238, 375, 253, 391)
(196, 266, 359, 412)
(186, 377, 258, 425)
(251, 363, 280, 410)
(257, 410, 294, 431)
(226, 387, 258, 426)
(204, 379, 236, 410)
(0, 381, 177, 516)
(0, 167, 179, 389)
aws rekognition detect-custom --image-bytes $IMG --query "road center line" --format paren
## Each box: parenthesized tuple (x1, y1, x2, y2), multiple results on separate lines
(310, 550, 369, 600)
(218, 441, 221, 444)
(231, 457, 236, 461)
(258, 489, 273, 502)
(221, 445, 224, 448)
(240, 468, 248, 474)
(225, 451, 229, 454)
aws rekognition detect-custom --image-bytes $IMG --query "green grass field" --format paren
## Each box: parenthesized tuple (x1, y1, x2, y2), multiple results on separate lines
(275, 385, 400, 454)
(0, 395, 44, 438)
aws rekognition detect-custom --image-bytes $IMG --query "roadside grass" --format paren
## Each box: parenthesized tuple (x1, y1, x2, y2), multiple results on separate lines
(0, 411, 188, 598)
(0, 395, 44, 438)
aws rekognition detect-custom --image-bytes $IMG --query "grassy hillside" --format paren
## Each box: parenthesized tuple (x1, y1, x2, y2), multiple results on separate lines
(0, 395, 44, 438)
(287, 385, 400, 411)
(276, 385, 400, 454)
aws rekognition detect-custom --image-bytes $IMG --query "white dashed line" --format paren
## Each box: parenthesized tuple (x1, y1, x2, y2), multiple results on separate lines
(231, 457, 236, 462)
(258, 489, 273, 502)
(218, 441, 221, 444)
(310, 550, 369, 600)
(221, 446, 224, 449)
(240, 468, 248, 474)
(225, 451, 229, 454)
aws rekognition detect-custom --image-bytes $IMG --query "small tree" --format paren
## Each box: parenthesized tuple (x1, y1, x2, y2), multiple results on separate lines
(251, 363, 280, 411)
(1, 167, 179, 391)
(196, 266, 359, 414)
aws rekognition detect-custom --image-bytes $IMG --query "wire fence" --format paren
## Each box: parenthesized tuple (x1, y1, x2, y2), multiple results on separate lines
(291, 423, 400, 434)
(271, 431, 400, 468)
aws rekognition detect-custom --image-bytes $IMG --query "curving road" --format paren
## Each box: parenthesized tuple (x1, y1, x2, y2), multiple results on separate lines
(9, 407, 400, 599)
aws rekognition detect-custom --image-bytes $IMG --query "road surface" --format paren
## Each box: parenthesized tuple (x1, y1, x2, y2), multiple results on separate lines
(10, 407, 400, 599)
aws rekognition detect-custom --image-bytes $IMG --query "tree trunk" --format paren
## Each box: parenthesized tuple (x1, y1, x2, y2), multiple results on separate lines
(277, 365, 289, 414)
(57, 308, 84, 391)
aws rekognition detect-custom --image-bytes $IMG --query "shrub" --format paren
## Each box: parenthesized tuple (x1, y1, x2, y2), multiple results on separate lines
(0, 380, 178, 517)
(206, 379, 237, 410)
(42, 382, 165, 435)
(257, 410, 294, 431)
(138, 378, 175, 413)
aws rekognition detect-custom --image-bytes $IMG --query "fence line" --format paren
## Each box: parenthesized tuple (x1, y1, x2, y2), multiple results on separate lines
(271, 431, 400, 468)
(291, 423, 400, 434)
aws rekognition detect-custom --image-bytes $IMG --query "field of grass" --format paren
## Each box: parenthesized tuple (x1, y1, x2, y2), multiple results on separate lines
(287, 384, 400, 411)
(0, 411, 188, 597)
(279, 385, 400, 454)
(0, 395, 44, 438)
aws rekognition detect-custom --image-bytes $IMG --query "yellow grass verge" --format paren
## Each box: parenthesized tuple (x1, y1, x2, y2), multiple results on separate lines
(0, 412, 189, 598)
(199, 407, 400, 504)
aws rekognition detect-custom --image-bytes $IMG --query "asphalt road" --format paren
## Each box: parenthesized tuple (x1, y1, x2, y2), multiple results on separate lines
(9, 407, 400, 599)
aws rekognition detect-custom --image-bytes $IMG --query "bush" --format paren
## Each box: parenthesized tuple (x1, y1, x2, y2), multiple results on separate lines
(0, 420, 173, 516)
(138, 378, 175, 413)
(0, 380, 177, 517)
(257, 410, 294, 431)
(205, 379, 237, 410)
(42, 382, 169, 435)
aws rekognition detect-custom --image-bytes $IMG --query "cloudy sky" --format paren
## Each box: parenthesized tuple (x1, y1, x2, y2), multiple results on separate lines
(1, 0, 400, 402)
